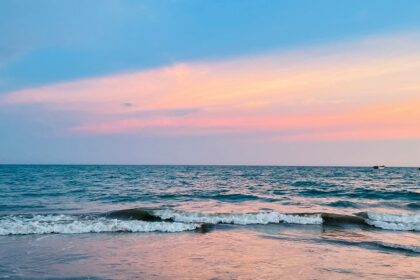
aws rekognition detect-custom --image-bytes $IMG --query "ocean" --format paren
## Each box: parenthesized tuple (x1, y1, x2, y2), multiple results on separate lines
(0, 165, 419, 279)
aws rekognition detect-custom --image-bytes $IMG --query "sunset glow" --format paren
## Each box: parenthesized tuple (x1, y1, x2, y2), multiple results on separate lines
(1, 1, 420, 165)
(2, 34, 420, 142)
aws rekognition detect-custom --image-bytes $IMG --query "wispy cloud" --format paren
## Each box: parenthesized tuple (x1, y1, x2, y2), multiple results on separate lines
(2, 33, 420, 141)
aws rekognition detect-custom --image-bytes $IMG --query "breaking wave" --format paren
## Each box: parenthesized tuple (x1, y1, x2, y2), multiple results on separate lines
(1, 208, 418, 235)
(152, 209, 323, 225)
(0, 214, 200, 235)
(363, 212, 420, 231)
(108, 208, 420, 231)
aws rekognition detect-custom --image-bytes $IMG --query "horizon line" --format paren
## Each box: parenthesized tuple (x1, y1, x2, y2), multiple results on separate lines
(0, 163, 418, 168)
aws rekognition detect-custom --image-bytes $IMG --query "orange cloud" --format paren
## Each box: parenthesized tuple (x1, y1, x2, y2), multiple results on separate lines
(2, 33, 420, 141)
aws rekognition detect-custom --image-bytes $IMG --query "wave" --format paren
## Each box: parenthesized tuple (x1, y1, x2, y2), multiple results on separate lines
(109, 208, 420, 231)
(375, 241, 420, 254)
(0, 214, 200, 235)
(406, 202, 420, 210)
(1, 209, 418, 235)
(263, 235, 420, 255)
(318, 212, 419, 231)
(152, 209, 323, 225)
(362, 212, 420, 231)
(323, 200, 361, 208)
(328, 239, 420, 255)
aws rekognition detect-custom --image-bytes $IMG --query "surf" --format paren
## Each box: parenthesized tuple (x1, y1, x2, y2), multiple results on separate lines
(108, 208, 419, 230)
(0, 214, 202, 235)
(1, 208, 419, 236)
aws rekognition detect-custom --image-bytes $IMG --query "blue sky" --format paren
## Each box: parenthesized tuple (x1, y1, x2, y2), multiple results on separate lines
(1, 0, 420, 165)
(2, 0, 420, 93)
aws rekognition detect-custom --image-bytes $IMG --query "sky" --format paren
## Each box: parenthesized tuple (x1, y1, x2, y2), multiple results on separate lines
(0, 0, 419, 166)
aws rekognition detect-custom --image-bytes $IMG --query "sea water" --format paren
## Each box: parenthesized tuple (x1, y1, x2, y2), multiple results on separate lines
(0, 165, 418, 279)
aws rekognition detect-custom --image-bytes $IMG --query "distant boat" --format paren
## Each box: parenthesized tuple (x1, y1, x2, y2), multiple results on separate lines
(373, 165, 385, 169)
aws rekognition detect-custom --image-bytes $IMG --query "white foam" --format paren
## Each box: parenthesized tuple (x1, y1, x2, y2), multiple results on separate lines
(366, 212, 420, 231)
(0, 215, 200, 235)
(153, 210, 323, 225)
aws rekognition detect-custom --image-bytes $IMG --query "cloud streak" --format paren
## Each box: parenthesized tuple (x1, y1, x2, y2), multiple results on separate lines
(2, 33, 420, 141)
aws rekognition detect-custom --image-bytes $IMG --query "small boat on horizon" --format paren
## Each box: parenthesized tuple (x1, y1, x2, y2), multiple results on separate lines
(373, 165, 385, 169)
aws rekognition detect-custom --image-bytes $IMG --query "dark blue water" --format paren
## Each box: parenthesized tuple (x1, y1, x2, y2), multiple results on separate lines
(0, 165, 419, 279)
(1, 165, 419, 213)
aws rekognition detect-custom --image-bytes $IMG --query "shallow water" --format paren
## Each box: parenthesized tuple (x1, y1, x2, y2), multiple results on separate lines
(0, 165, 419, 279)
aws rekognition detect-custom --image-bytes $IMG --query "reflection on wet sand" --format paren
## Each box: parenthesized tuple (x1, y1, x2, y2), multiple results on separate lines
(1, 225, 418, 279)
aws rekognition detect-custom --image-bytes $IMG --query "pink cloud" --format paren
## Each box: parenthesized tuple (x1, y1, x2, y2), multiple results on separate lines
(2, 33, 420, 141)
